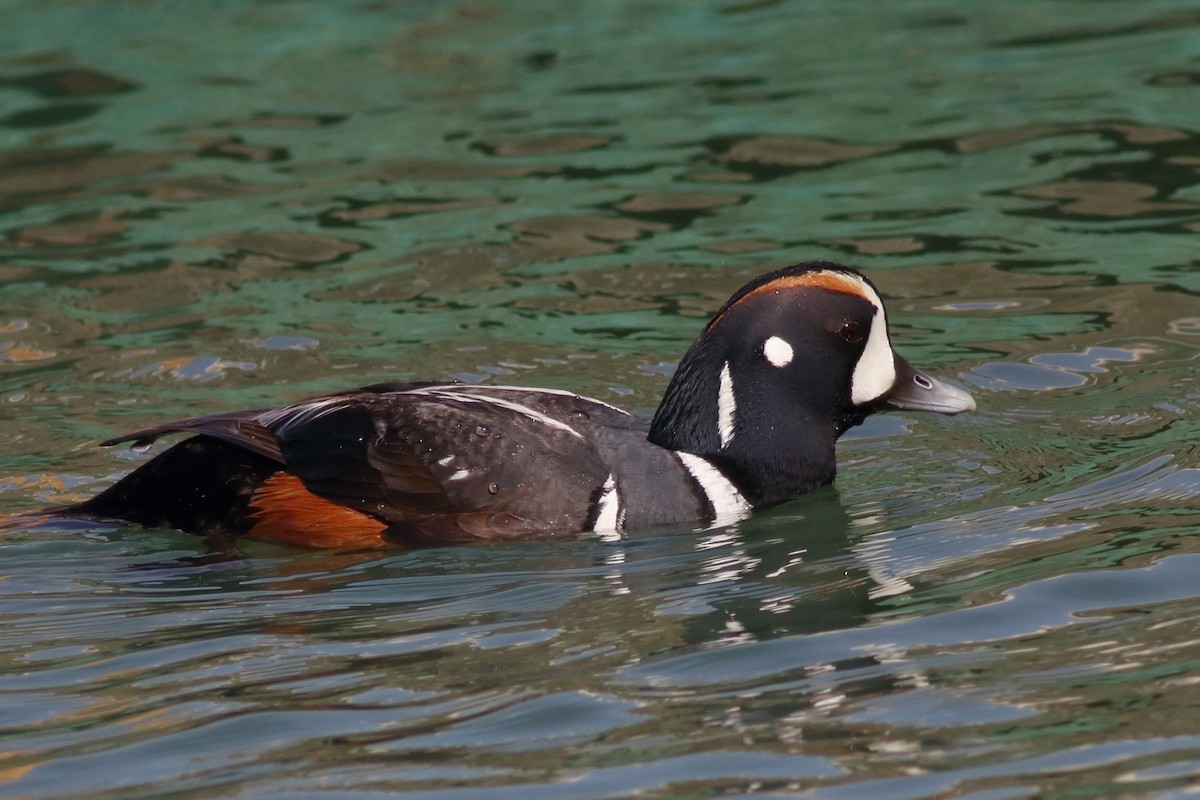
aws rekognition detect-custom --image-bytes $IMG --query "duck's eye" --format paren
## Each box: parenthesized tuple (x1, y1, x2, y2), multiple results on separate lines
(839, 321, 865, 344)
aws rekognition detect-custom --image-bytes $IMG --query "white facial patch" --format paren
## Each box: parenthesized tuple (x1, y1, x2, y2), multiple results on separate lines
(848, 283, 897, 406)
(718, 361, 736, 449)
(763, 336, 793, 367)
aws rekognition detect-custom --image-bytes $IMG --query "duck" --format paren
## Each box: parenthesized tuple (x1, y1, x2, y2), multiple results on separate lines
(43, 261, 974, 547)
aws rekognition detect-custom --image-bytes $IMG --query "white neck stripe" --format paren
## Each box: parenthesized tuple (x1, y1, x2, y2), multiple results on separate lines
(717, 362, 736, 449)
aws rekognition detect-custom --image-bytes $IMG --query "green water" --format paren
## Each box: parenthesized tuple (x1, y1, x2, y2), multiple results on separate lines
(3, 1, 1200, 797)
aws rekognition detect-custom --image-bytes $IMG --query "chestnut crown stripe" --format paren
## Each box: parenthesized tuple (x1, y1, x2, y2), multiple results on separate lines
(704, 267, 876, 331)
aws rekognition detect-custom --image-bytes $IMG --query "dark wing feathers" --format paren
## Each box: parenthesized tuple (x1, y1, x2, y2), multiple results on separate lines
(100, 409, 283, 463)
(96, 383, 446, 466)
(268, 392, 612, 534)
(271, 401, 452, 516)
(100, 384, 624, 539)
(263, 404, 374, 486)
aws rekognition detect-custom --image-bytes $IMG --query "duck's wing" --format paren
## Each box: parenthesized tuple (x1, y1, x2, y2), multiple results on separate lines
(259, 387, 614, 542)
(95, 381, 447, 464)
(100, 409, 282, 463)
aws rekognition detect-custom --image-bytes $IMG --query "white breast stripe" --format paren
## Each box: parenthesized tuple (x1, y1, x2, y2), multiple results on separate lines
(676, 452, 752, 527)
(447, 469, 471, 481)
(718, 361, 736, 449)
(592, 473, 623, 541)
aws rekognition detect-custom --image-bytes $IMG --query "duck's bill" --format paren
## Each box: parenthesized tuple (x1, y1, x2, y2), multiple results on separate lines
(884, 354, 976, 414)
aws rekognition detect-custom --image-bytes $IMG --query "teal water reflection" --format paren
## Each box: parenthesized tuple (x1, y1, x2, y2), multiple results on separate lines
(3, 1, 1200, 797)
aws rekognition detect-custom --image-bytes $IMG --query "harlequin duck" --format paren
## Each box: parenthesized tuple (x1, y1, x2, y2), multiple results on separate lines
(46, 261, 974, 547)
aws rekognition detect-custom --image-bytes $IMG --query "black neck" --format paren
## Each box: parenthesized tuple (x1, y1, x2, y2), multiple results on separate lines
(719, 432, 838, 507)
(648, 353, 844, 507)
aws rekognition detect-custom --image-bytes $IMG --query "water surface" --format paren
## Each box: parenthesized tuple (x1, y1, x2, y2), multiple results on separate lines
(3, 1, 1200, 797)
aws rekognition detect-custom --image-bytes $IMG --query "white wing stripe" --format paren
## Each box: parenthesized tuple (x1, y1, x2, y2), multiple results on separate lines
(416, 390, 586, 439)
(256, 398, 347, 434)
(404, 384, 633, 416)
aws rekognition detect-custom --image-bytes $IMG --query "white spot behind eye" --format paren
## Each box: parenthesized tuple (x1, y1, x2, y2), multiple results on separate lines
(718, 361, 736, 449)
(763, 336, 794, 367)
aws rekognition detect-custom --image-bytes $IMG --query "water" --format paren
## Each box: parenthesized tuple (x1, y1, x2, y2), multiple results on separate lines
(2, 0, 1200, 796)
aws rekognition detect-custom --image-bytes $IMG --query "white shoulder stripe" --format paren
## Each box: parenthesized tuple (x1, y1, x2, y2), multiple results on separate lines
(675, 452, 752, 527)
(592, 473, 623, 541)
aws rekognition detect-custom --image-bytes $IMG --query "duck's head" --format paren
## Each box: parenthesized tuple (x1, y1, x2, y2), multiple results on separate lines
(648, 261, 975, 505)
